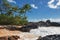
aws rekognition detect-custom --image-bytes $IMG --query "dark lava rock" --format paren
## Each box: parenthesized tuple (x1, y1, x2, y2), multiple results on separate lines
(50, 22, 60, 26)
(5, 26, 17, 31)
(37, 34, 60, 40)
(8, 36, 20, 40)
(19, 24, 38, 32)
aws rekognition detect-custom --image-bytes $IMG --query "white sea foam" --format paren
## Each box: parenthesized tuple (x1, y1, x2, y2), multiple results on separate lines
(30, 27, 60, 37)
(18, 27, 60, 40)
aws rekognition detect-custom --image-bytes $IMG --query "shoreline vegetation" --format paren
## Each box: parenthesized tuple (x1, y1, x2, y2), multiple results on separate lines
(0, 0, 31, 25)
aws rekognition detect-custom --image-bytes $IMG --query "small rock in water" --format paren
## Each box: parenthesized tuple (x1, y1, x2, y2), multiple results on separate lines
(37, 36, 42, 40)
(8, 36, 20, 40)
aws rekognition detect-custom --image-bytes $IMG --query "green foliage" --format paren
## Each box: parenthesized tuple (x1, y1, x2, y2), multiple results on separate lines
(19, 4, 31, 13)
(0, 0, 31, 25)
(0, 14, 8, 24)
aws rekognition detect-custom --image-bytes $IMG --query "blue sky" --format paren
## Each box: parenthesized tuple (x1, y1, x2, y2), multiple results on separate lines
(2, 0, 60, 22)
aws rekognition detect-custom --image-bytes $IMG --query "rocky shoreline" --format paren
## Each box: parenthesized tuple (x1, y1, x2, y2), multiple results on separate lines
(0, 25, 60, 40)
(0, 25, 40, 40)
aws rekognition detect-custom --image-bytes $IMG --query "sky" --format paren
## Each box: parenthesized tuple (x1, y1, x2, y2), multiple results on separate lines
(1, 0, 60, 22)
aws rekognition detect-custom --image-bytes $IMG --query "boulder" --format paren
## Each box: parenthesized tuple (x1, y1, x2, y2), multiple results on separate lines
(38, 34, 60, 40)
(8, 36, 20, 40)
(19, 24, 38, 32)
(37, 36, 41, 40)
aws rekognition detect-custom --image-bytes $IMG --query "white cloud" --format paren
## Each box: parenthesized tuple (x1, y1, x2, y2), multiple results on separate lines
(31, 4, 38, 9)
(7, 0, 16, 4)
(48, 0, 60, 9)
(56, 0, 60, 6)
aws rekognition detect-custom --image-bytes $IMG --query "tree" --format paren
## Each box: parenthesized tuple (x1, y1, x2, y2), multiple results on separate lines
(19, 4, 31, 25)
(0, 0, 31, 25)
